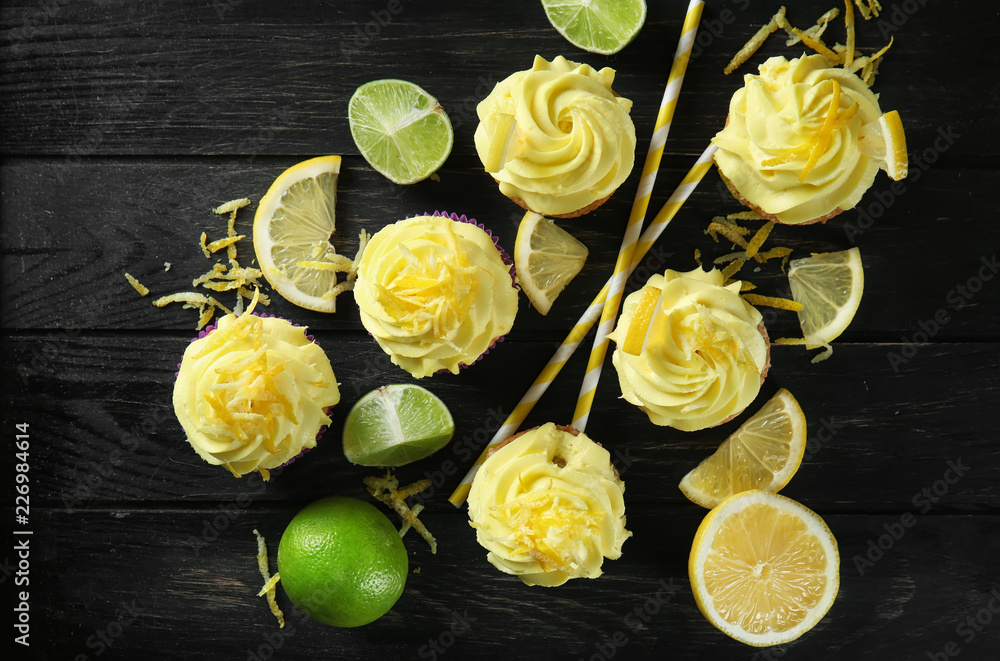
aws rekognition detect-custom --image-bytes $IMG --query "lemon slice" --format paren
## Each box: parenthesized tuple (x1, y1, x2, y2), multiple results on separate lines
(342, 384, 455, 467)
(859, 110, 908, 181)
(690, 490, 840, 647)
(541, 0, 647, 55)
(348, 79, 453, 185)
(679, 389, 807, 509)
(621, 286, 662, 355)
(787, 247, 864, 349)
(252, 155, 345, 313)
(514, 211, 589, 315)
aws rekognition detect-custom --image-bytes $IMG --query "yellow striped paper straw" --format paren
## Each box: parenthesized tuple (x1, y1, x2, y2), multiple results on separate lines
(448, 143, 718, 506)
(572, 0, 704, 431)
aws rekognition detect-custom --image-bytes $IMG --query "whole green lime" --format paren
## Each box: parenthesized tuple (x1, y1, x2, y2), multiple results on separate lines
(277, 497, 407, 627)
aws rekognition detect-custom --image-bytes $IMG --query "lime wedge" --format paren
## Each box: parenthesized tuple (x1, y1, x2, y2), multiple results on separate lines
(541, 0, 647, 55)
(348, 79, 454, 185)
(343, 384, 455, 467)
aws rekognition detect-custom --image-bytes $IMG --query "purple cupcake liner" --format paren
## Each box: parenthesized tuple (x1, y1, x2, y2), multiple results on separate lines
(175, 313, 331, 471)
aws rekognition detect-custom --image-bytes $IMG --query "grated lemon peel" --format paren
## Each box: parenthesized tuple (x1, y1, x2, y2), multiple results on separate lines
(742, 293, 803, 311)
(124, 273, 150, 297)
(147, 200, 269, 328)
(252, 529, 285, 628)
(364, 470, 437, 553)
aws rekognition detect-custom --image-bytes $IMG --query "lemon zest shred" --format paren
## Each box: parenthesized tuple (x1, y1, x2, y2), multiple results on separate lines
(214, 198, 251, 216)
(693, 248, 702, 267)
(754, 246, 795, 265)
(721, 258, 745, 283)
(713, 251, 748, 265)
(742, 293, 803, 311)
(853, 0, 880, 20)
(862, 36, 892, 86)
(252, 529, 285, 628)
(726, 211, 762, 222)
(707, 221, 750, 249)
(785, 8, 839, 46)
(844, 0, 856, 69)
(775, 336, 834, 363)
(200, 232, 211, 258)
(725, 6, 785, 75)
(740, 281, 757, 292)
(124, 273, 150, 296)
(745, 221, 775, 259)
(776, 12, 842, 63)
(223, 462, 242, 477)
(206, 235, 245, 253)
(364, 471, 437, 554)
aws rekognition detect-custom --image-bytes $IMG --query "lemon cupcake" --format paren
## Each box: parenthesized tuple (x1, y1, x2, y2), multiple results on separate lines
(474, 55, 637, 218)
(713, 54, 894, 225)
(467, 423, 630, 587)
(607, 267, 770, 432)
(173, 301, 340, 479)
(353, 211, 518, 378)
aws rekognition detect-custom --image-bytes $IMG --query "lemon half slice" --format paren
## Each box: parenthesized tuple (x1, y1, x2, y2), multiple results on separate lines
(252, 155, 344, 313)
(787, 247, 864, 349)
(679, 389, 807, 509)
(690, 490, 840, 647)
(514, 211, 589, 315)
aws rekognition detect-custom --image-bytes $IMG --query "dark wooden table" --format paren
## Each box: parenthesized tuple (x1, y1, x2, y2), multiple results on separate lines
(3, 1, 999, 659)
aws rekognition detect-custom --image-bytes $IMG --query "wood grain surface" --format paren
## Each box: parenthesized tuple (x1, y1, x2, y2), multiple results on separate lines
(2, 1, 999, 660)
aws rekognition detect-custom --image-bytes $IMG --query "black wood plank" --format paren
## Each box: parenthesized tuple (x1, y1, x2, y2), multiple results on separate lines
(2, 1, 997, 160)
(3, 158, 999, 340)
(18, 507, 1000, 660)
(4, 334, 998, 510)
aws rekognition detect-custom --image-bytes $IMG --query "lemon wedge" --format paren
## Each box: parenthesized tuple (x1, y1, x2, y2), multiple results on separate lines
(690, 490, 840, 647)
(859, 110, 908, 181)
(787, 247, 864, 349)
(514, 211, 589, 315)
(252, 156, 347, 313)
(621, 285, 662, 355)
(679, 389, 807, 509)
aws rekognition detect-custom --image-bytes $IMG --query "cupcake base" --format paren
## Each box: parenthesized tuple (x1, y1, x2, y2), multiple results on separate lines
(718, 170, 843, 226)
(507, 191, 614, 219)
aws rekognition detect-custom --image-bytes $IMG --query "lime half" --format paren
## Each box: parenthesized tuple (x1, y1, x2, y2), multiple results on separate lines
(343, 384, 455, 466)
(348, 79, 454, 185)
(541, 0, 647, 55)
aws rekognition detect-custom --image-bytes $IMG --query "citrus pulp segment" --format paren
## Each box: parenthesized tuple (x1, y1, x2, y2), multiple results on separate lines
(514, 211, 589, 315)
(343, 384, 455, 467)
(679, 389, 807, 509)
(348, 79, 453, 185)
(689, 490, 839, 647)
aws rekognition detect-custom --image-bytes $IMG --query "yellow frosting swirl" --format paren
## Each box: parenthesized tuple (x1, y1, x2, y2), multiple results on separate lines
(608, 268, 768, 431)
(713, 55, 883, 224)
(468, 423, 630, 587)
(354, 215, 518, 378)
(173, 312, 340, 478)
(474, 55, 636, 216)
